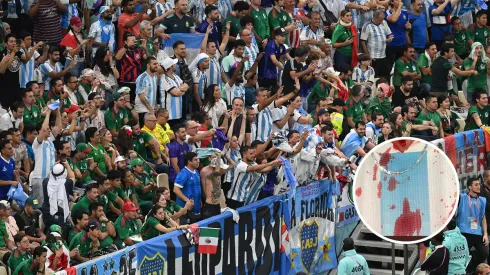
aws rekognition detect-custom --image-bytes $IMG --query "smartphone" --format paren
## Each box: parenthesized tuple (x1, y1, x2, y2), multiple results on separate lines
(60, 153, 67, 163)
(15, 39, 21, 46)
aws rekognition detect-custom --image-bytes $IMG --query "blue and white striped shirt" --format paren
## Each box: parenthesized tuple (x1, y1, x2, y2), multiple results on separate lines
(19, 48, 40, 88)
(31, 136, 55, 179)
(299, 25, 324, 50)
(245, 173, 266, 204)
(135, 72, 158, 113)
(227, 161, 259, 202)
(40, 61, 63, 91)
(252, 102, 275, 142)
(192, 69, 207, 99)
(61, 4, 79, 29)
(360, 20, 392, 59)
(224, 83, 245, 105)
(156, 1, 173, 17)
(187, 0, 231, 24)
(225, 147, 241, 183)
(243, 44, 259, 72)
(161, 73, 184, 120)
(206, 54, 222, 86)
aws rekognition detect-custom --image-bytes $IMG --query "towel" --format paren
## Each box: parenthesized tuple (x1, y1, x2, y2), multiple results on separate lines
(47, 164, 70, 222)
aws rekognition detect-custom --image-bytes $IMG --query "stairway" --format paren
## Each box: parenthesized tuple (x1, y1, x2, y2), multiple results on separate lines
(331, 222, 419, 275)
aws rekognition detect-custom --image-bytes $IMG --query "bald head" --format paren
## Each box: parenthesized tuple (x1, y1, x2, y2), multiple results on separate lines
(144, 114, 157, 130)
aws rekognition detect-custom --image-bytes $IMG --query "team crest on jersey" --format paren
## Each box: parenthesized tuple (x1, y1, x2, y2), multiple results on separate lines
(481, 64, 486, 70)
(485, 30, 488, 36)
(412, 65, 416, 70)
(120, 113, 123, 119)
(33, 112, 37, 118)
(462, 34, 466, 39)
(135, 53, 141, 59)
(139, 138, 144, 144)
(186, 21, 189, 28)
(485, 112, 488, 118)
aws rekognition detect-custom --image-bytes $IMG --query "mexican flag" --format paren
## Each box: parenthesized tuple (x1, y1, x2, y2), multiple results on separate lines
(198, 227, 220, 254)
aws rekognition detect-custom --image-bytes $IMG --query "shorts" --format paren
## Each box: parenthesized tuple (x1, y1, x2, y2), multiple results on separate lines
(202, 203, 221, 220)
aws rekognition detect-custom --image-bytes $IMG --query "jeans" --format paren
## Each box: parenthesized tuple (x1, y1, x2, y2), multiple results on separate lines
(64, 59, 85, 77)
(147, 158, 170, 174)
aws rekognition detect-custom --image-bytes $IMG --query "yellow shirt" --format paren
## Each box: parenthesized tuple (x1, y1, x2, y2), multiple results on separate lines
(141, 124, 173, 157)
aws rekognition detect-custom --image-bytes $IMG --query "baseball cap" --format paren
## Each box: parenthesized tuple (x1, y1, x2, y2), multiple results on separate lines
(122, 202, 139, 212)
(318, 108, 330, 117)
(70, 16, 83, 27)
(378, 83, 390, 95)
(26, 197, 41, 209)
(80, 69, 95, 79)
(64, 104, 80, 114)
(87, 220, 100, 231)
(76, 143, 92, 153)
(49, 224, 62, 235)
(130, 158, 144, 167)
(161, 58, 178, 70)
(273, 27, 288, 36)
(333, 98, 347, 110)
(115, 155, 126, 164)
(88, 92, 104, 101)
(113, 92, 123, 101)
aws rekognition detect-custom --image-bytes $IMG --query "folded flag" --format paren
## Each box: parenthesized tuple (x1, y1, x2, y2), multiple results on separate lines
(48, 100, 60, 110)
(197, 227, 220, 254)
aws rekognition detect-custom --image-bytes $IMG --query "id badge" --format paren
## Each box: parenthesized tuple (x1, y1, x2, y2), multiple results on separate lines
(470, 217, 478, 230)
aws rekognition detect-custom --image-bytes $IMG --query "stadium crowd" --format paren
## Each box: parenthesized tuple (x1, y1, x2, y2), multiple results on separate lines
(0, 0, 488, 272)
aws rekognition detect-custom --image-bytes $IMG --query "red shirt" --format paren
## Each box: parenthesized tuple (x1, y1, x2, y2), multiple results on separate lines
(117, 13, 142, 50)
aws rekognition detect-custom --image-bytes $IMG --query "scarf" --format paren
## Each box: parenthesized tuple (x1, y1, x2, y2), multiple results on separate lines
(338, 19, 358, 67)
(47, 166, 70, 222)
(99, 17, 112, 45)
(470, 42, 485, 61)
(424, 51, 433, 67)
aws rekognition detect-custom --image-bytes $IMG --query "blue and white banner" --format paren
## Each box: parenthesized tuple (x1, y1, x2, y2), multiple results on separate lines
(75, 246, 138, 275)
(136, 196, 285, 275)
(163, 33, 205, 65)
(288, 179, 338, 274)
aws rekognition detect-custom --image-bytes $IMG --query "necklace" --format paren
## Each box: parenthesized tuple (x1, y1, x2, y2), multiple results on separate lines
(371, 144, 428, 175)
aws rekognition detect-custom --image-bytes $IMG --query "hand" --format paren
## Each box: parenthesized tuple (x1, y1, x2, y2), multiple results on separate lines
(473, 70, 478, 76)
(361, 5, 370, 11)
(34, 41, 43, 49)
(10, 181, 18, 187)
(55, 247, 64, 258)
(330, 23, 336, 29)
(225, 110, 232, 119)
(294, 77, 300, 91)
(141, 39, 147, 48)
(20, 42, 26, 50)
(92, 79, 100, 87)
(181, 83, 189, 92)
(89, 162, 98, 171)
(301, 130, 309, 140)
(68, 59, 77, 69)
(386, 34, 394, 42)
(484, 234, 489, 246)
(207, 24, 213, 33)
(256, 52, 265, 61)
(99, 215, 109, 223)
(272, 159, 283, 166)
(160, 33, 171, 40)
(70, 248, 79, 257)
(157, 157, 163, 164)
(406, 123, 412, 132)
(242, 55, 250, 62)
(262, 38, 268, 45)
(276, 85, 284, 97)
(226, 21, 231, 31)
(208, 128, 216, 135)
(345, 38, 354, 45)
(307, 62, 316, 72)
(287, 103, 295, 114)
(405, 22, 411, 30)
(184, 200, 193, 210)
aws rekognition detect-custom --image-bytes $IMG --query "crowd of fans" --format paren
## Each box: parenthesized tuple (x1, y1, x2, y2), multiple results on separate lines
(0, 0, 488, 272)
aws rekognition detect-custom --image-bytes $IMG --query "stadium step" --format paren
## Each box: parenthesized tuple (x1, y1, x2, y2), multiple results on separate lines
(359, 253, 405, 264)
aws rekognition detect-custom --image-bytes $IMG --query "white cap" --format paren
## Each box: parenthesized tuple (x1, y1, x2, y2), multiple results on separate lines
(80, 68, 95, 78)
(161, 57, 178, 70)
(0, 200, 9, 208)
(326, 67, 340, 76)
(115, 156, 126, 164)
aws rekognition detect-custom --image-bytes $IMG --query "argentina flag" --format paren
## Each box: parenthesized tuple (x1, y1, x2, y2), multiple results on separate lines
(163, 33, 205, 66)
(354, 138, 459, 243)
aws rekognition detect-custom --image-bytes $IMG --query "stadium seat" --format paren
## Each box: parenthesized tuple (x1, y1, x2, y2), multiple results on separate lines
(157, 174, 169, 190)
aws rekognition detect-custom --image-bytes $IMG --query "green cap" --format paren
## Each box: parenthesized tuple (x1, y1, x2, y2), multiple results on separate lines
(76, 143, 92, 153)
(26, 197, 41, 209)
(49, 224, 62, 234)
(130, 158, 144, 167)
(113, 92, 122, 101)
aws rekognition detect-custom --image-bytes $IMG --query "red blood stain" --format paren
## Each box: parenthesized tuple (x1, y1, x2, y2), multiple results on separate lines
(377, 182, 382, 198)
(390, 205, 396, 210)
(356, 187, 362, 197)
(440, 171, 444, 174)
(373, 164, 378, 180)
(393, 198, 422, 236)
(392, 140, 416, 153)
(388, 177, 400, 191)
(379, 148, 393, 167)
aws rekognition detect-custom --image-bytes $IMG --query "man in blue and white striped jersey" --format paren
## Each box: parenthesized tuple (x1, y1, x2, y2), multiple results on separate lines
(135, 56, 159, 125)
(226, 146, 282, 209)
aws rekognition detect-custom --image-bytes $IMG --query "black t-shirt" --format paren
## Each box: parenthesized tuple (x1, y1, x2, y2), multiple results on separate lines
(40, 177, 74, 219)
(281, 58, 303, 94)
(391, 86, 423, 111)
(420, 245, 449, 274)
(0, 50, 23, 107)
(218, 114, 251, 141)
(431, 56, 452, 93)
(14, 211, 40, 237)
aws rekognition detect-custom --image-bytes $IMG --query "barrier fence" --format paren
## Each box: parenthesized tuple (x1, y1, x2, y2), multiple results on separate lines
(56, 129, 489, 275)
